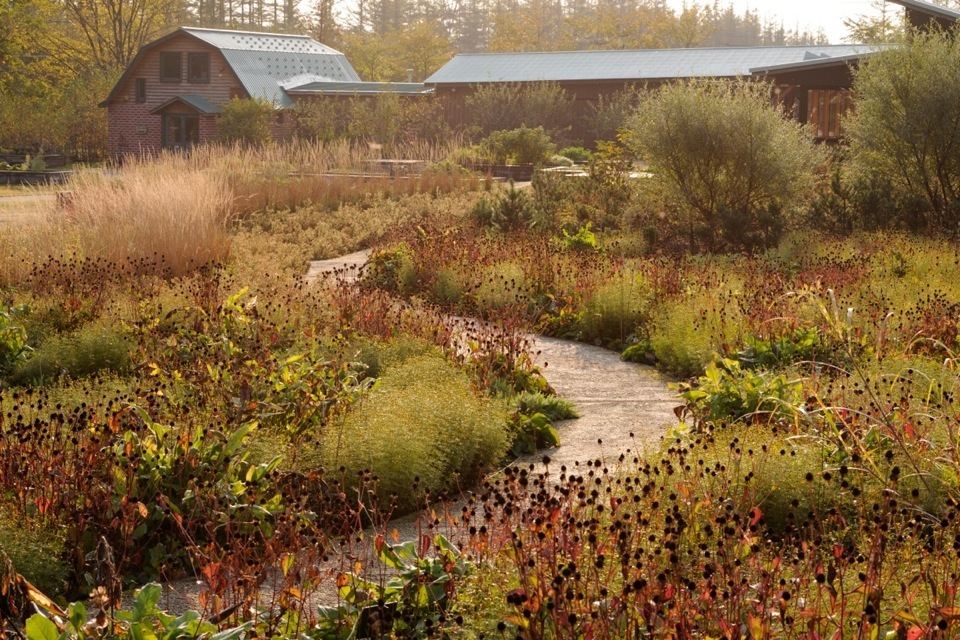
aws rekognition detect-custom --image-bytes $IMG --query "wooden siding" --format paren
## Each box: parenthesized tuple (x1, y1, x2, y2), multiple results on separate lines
(107, 34, 247, 157)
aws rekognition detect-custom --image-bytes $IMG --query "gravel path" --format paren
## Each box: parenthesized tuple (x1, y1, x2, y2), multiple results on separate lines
(148, 249, 680, 617)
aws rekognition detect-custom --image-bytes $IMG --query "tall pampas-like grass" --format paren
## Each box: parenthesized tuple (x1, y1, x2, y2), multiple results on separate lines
(64, 163, 234, 276)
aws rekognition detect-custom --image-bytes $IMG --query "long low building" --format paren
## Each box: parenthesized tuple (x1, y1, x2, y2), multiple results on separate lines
(100, 0, 960, 155)
(424, 44, 884, 142)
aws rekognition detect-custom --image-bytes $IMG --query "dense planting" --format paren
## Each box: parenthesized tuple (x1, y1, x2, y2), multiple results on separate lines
(9, 61, 960, 638)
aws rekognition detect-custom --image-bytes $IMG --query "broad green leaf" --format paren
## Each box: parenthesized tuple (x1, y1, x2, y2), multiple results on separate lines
(25, 614, 59, 640)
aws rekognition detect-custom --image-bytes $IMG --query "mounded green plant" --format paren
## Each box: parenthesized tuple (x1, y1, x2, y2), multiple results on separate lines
(478, 126, 556, 166)
(557, 146, 591, 163)
(10, 323, 131, 385)
(0, 305, 29, 375)
(322, 354, 508, 512)
(464, 82, 574, 138)
(0, 512, 68, 595)
(469, 184, 537, 231)
(579, 268, 651, 346)
(625, 79, 823, 252)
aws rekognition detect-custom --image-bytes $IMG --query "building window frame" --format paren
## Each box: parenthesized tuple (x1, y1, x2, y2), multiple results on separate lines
(161, 112, 200, 149)
(807, 88, 852, 140)
(159, 52, 182, 83)
(135, 78, 147, 103)
(187, 52, 211, 83)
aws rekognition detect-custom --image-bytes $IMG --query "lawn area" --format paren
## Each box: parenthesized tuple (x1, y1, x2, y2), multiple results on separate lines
(0, 193, 56, 226)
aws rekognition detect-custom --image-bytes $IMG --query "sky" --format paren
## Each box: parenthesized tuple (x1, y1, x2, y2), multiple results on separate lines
(664, 0, 886, 43)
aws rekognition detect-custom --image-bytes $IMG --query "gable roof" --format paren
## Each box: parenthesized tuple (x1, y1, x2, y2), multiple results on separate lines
(885, 0, 960, 22)
(149, 94, 222, 114)
(425, 45, 879, 86)
(101, 27, 360, 108)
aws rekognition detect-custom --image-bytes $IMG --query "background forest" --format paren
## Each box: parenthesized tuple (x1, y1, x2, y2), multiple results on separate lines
(0, 0, 835, 162)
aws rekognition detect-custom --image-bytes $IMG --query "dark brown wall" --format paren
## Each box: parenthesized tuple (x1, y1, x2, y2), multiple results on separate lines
(758, 63, 857, 90)
(906, 9, 956, 32)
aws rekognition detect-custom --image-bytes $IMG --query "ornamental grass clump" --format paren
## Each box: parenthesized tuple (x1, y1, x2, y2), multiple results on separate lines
(322, 353, 508, 513)
(579, 268, 653, 347)
(63, 163, 233, 276)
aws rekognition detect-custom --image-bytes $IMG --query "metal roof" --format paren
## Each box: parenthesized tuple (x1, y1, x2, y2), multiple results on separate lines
(101, 27, 360, 108)
(284, 81, 432, 95)
(149, 94, 222, 114)
(885, 0, 960, 21)
(180, 27, 360, 107)
(751, 45, 893, 74)
(425, 45, 879, 85)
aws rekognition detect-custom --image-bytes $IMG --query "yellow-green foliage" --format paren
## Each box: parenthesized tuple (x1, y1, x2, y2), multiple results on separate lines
(652, 298, 738, 379)
(0, 510, 67, 595)
(323, 354, 507, 512)
(11, 323, 131, 385)
(474, 262, 530, 313)
(580, 269, 652, 345)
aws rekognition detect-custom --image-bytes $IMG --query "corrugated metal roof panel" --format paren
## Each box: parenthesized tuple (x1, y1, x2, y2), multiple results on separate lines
(182, 27, 344, 55)
(425, 45, 880, 85)
(221, 48, 360, 106)
(286, 81, 432, 95)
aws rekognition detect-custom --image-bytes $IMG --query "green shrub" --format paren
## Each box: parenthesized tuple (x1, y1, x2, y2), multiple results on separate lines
(650, 299, 725, 379)
(849, 30, 960, 231)
(10, 324, 131, 385)
(625, 79, 822, 252)
(464, 82, 574, 139)
(322, 354, 507, 512)
(433, 266, 465, 305)
(557, 146, 591, 163)
(215, 98, 274, 145)
(0, 305, 29, 375)
(366, 245, 416, 294)
(585, 88, 637, 143)
(350, 336, 438, 379)
(470, 184, 537, 231)
(479, 126, 556, 166)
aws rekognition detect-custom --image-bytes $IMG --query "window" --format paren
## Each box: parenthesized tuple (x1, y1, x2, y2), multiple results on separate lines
(807, 89, 852, 140)
(163, 113, 200, 149)
(160, 52, 182, 82)
(188, 52, 210, 83)
(135, 78, 146, 103)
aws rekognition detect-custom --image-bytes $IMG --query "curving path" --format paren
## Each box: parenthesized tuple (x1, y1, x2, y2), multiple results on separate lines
(305, 250, 680, 464)
(525, 336, 678, 468)
(146, 250, 680, 615)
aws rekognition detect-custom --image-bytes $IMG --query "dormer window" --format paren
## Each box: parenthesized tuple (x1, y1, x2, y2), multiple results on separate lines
(188, 53, 210, 83)
(160, 52, 182, 82)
